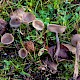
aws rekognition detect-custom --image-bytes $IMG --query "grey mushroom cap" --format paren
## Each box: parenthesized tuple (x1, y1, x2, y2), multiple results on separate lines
(10, 8, 25, 21)
(71, 34, 80, 47)
(9, 17, 21, 28)
(32, 20, 44, 30)
(22, 12, 36, 24)
(18, 48, 28, 59)
(1, 33, 14, 44)
(47, 24, 66, 33)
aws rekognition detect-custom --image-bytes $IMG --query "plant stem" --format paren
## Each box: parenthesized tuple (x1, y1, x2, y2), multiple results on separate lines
(17, 29, 25, 48)
(28, 52, 34, 61)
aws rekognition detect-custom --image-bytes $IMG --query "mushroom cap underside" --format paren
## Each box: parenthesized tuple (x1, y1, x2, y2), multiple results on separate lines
(47, 24, 66, 33)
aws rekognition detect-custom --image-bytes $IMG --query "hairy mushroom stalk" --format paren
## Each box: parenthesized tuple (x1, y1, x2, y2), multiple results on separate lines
(71, 34, 80, 79)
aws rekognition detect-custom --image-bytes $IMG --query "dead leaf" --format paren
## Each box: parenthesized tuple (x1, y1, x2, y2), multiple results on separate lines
(40, 53, 58, 74)
(48, 46, 55, 60)
(62, 43, 76, 54)
(47, 60, 58, 74)
(24, 41, 35, 52)
(48, 44, 73, 62)
(58, 44, 69, 61)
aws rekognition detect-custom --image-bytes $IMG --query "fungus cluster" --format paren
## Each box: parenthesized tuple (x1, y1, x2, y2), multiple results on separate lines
(0, 8, 44, 59)
(9, 8, 44, 31)
(9, 8, 36, 28)
(0, 8, 79, 79)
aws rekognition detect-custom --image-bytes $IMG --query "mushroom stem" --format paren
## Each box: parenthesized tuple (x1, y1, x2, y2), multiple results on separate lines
(55, 32, 60, 58)
(73, 42, 80, 79)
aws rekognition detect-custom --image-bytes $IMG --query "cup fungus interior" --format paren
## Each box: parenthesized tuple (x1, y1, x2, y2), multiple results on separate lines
(20, 49, 27, 58)
(33, 20, 44, 30)
(10, 18, 21, 25)
(1, 33, 14, 44)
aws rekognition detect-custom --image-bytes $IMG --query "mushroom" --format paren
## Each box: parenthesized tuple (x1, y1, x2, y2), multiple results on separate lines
(1, 33, 14, 44)
(0, 19, 7, 35)
(22, 12, 36, 24)
(10, 8, 26, 28)
(71, 34, 80, 79)
(32, 20, 44, 31)
(47, 24, 66, 58)
(9, 17, 21, 28)
(10, 8, 25, 21)
(18, 48, 28, 59)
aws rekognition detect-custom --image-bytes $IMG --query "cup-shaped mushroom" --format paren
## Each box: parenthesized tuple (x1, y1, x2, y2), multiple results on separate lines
(1, 33, 14, 44)
(32, 20, 44, 30)
(9, 17, 21, 28)
(18, 48, 28, 59)
(10, 8, 25, 21)
(71, 34, 80, 79)
(47, 24, 66, 58)
(22, 12, 36, 24)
